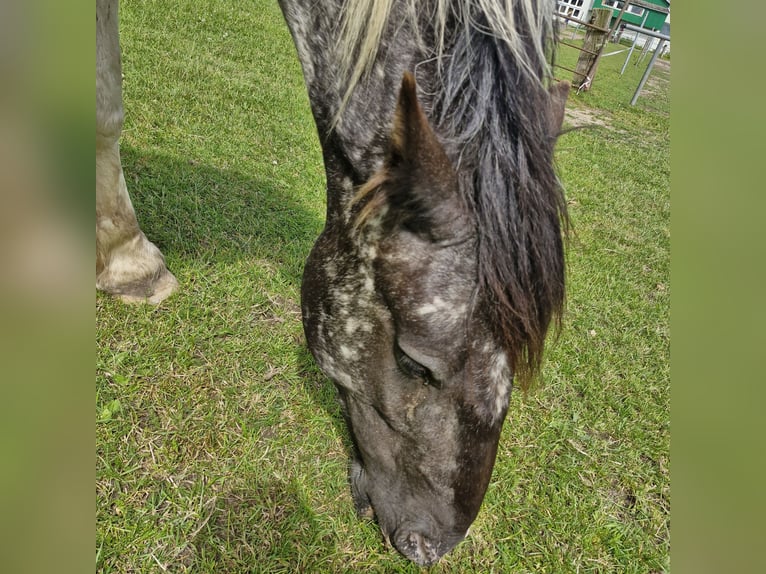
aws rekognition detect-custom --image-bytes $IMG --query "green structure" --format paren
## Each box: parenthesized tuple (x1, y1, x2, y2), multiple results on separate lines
(592, 0, 669, 32)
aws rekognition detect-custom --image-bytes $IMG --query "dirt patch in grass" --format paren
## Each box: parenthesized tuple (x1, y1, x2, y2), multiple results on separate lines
(643, 57, 670, 100)
(564, 105, 612, 129)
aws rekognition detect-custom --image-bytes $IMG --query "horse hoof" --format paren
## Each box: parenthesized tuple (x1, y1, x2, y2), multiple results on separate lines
(117, 268, 178, 305)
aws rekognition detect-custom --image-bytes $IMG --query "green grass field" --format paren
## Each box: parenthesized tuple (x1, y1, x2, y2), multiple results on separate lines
(97, 4, 669, 572)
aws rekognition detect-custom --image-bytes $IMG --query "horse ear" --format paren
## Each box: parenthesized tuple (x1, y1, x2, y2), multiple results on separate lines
(383, 73, 465, 239)
(389, 72, 445, 169)
(547, 81, 570, 138)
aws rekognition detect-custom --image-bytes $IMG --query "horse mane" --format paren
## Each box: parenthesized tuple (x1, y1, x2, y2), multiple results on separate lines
(337, 0, 553, 101)
(340, 0, 567, 390)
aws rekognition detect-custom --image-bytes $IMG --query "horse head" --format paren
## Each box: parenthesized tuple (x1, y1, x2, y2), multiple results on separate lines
(302, 73, 568, 565)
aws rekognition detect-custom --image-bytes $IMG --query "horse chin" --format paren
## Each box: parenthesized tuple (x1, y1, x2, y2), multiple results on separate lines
(389, 522, 467, 567)
(351, 463, 467, 567)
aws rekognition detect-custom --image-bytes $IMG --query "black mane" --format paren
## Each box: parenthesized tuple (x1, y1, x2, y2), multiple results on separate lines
(430, 6, 567, 388)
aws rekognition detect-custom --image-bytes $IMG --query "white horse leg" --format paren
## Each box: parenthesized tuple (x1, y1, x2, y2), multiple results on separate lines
(96, 0, 177, 303)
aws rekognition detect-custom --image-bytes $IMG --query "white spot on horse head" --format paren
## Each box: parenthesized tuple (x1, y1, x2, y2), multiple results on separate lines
(316, 348, 355, 389)
(315, 348, 334, 372)
(357, 263, 375, 292)
(489, 352, 508, 385)
(363, 244, 377, 260)
(340, 344, 359, 361)
(345, 317, 365, 335)
(337, 371, 354, 388)
(325, 260, 337, 280)
(487, 351, 512, 419)
(417, 297, 445, 316)
(416, 297, 467, 325)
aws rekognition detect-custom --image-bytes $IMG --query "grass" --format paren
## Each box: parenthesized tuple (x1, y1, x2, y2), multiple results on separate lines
(97, 3, 669, 572)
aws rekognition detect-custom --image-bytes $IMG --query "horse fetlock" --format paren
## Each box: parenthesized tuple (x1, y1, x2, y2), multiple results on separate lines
(96, 231, 177, 304)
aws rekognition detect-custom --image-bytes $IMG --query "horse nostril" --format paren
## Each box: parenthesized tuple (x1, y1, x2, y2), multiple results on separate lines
(394, 530, 442, 567)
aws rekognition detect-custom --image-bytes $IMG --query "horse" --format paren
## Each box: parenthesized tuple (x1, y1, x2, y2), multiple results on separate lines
(96, 0, 569, 565)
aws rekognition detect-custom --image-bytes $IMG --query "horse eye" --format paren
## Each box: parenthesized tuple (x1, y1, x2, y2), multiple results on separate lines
(394, 344, 440, 388)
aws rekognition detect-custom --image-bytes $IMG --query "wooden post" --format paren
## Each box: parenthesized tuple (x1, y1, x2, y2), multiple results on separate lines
(572, 8, 612, 91)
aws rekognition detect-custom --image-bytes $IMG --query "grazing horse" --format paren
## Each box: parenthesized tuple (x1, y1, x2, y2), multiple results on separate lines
(96, 0, 569, 566)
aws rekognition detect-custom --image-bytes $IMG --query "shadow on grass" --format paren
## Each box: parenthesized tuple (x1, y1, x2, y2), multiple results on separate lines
(193, 479, 335, 570)
(119, 143, 362, 543)
(123, 144, 354, 427)
(122, 140, 355, 411)
(121, 144, 325, 286)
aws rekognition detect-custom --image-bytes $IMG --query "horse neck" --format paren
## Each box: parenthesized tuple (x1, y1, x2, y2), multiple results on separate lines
(280, 0, 423, 228)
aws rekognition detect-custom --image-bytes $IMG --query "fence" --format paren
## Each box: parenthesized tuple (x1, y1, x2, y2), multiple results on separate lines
(553, 4, 670, 104)
(553, 9, 612, 92)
